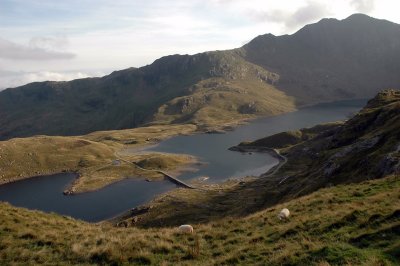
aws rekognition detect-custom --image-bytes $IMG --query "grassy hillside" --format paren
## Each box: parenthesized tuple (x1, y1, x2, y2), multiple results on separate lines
(0, 124, 196, 193)
(0, 54, 211, 139)
(0, 174, 398, 265)
(1, 14, 400, 139)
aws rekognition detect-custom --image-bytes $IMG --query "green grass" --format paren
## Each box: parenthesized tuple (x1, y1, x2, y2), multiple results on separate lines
(0, 174, 399, 265)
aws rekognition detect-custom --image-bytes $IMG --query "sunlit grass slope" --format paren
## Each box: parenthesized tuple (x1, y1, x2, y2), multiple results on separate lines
(0, 174, 398, 265)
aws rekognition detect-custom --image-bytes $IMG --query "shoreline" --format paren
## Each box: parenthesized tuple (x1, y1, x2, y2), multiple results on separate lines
(1, 99, 360, 223)
(0, 169, 78, 187)
(109, 146, 287, 226)
(0, 105, 293, 189)
(228, 145, 288, 177)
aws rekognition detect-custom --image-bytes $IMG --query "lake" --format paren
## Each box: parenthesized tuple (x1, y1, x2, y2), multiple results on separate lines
(0, 99, 366, 222)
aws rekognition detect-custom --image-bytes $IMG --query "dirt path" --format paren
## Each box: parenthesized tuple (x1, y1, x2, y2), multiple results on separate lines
(266, 149, 288, 177)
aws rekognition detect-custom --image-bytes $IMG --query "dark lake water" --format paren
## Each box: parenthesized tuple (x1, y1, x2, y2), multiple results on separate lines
(0, 99, 366, 222)
(146, 99, 367, 182)
(0, 173, 175, 222)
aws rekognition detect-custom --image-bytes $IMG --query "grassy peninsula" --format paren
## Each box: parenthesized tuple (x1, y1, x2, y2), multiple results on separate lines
(0, 124, 197, 193)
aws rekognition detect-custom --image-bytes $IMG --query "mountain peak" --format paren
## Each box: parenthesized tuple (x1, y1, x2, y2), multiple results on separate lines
(344, 13, 373, 21)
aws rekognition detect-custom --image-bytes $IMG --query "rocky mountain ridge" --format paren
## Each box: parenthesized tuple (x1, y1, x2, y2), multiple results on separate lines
(1, 14, 399, 140)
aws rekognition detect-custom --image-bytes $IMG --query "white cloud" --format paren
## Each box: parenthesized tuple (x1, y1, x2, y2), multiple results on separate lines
(242, 1, 331, 31)
(0, 70, 104, 90)
(29, 35, 71, 51)
(0, 37, 75, 61)
(351, 0, 375, 13)
(286, 1, 332, 29)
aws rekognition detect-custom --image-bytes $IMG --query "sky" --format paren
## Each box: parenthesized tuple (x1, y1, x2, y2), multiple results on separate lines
(0, 0, 399, 89)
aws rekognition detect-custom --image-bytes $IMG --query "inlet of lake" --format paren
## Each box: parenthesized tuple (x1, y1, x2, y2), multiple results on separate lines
(0, 99, 367, 222)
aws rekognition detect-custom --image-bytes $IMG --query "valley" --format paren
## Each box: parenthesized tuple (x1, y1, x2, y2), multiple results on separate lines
(0, 12, 399, 265)
(0, 99, 364, 221)
(114, 90, 399, 228)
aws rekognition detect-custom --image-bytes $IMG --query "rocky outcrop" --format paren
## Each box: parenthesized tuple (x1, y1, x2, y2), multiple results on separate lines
(329, 136, 380, 160)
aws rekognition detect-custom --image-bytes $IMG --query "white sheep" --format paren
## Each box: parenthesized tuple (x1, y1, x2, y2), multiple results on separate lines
(278, 208, 290, 220)
(178, 224, 194, 234)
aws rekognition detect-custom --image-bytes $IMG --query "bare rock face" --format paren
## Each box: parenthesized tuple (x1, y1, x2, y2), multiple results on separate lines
(329, 136, 381, 160)
(376, 144, 400, 177)
(377, 155, 399, 177)
(323, 161, 340, 177)
(238, 102, 260, 114)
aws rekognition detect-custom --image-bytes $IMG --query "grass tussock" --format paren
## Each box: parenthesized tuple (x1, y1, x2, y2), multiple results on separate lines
(1, 174, 399, 265)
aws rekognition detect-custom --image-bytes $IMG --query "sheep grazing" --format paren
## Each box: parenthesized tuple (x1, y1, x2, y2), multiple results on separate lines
(278, 208, 290, 220)
(178, 224, 194, 234)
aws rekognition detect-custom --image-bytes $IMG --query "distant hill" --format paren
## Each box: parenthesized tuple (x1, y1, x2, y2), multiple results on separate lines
(0, 51, 295, 139)
(242, 14, 400, 104)
(1, 14, 400, 140)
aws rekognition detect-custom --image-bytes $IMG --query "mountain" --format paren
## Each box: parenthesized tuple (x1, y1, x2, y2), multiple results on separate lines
(1, 14, 400, 140)
(242, 14, 400, 104)
(0, 51, 295, 139)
